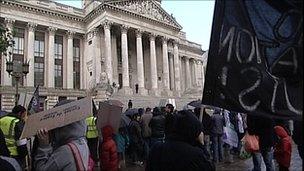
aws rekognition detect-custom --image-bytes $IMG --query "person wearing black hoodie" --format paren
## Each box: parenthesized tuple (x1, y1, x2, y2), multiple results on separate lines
(149, 107, 166, 148)
(146, 110, 215, 171)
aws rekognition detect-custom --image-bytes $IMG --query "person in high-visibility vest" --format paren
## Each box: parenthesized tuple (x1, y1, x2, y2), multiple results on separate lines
(0, 105, 28, 168)
(86, 115, 99, 163)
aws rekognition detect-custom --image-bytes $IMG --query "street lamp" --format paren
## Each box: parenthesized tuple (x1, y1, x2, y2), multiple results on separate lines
(6, 57, 29, 106)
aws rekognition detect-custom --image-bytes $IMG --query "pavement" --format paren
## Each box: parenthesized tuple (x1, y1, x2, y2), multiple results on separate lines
(118, 143, 302, 171)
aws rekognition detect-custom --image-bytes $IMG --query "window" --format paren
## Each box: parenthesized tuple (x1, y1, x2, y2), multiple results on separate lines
(13, 28, 25, 55)
(54, 35, 63, 87)
(73, 39, 80, 89)
(12, 28, 25, 86)
(55, 36, 63, 59)
(34, 63, 44, 86)
(34, 41, 44, 57)
(34, 32, 45, 86)
(55, 65, 62, 88)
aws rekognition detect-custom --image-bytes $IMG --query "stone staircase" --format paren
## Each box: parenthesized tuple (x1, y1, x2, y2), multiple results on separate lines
(109, 89, 202, 111)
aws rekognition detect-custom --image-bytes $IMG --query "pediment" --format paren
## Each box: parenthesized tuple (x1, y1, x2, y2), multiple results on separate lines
(106, 0, 182, 29)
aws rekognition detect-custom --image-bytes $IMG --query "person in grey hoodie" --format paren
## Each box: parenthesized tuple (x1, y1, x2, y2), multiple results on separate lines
(34, 100, 89, 171)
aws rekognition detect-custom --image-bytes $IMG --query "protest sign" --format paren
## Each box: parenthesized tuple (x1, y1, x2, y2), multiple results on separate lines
(21, 97, 92, 139)
(18, 93, 32, 107)
(202, 0, 302, 119)
(97, 100, 123, 134)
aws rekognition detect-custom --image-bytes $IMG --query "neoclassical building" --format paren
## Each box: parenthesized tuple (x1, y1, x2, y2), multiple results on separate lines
(0, 0, 207, 111)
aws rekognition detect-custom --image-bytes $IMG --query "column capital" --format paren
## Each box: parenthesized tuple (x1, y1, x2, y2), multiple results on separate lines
(149, 33, 157, 41)
(92, 27, 99, 36)
(102, 19, 113, 30)
(161, 36, 169, 44)
(135, 29, 143, 38)
(48, 27, 57, 34)
(27, 22, 37, 32)
(173, 39, 179, 46)
(4, 18, 15, 28)
(66, 30, 75, 39)
(121, 25, 129, 34)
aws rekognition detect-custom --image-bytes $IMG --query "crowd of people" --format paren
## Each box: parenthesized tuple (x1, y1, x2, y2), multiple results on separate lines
(0, 99, 303, 171)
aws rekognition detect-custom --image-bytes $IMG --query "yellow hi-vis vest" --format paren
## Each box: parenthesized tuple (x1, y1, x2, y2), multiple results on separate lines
(86, 116, 98, 139)
(0, 116, 20, 156)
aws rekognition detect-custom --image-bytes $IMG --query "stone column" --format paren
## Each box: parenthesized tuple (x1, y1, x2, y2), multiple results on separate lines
(173, 40, 181, 96)
(162, 36, 170, 93)
(47, 27, 57, 88)
(136, 29, 147, 95)
(25, 22, 36, 87)
(80, 35, 86, 89)
(185, 56, 191, 89)
(193, 60, 197, 87)
(1, 18, 14, 86)
(120, 25, 132, 95)
(169, 53, 174, 90)
(103, 20, 113, 84)
(66, 30, 75, 89)
(149, 33, 158, 96)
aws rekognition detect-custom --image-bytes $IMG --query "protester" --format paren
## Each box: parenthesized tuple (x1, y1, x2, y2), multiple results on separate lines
(274, 126, 292, 171)
(0, 128, 10, 157)
(141, 107, 153, 159)
(86, 115, 99, 163)
(1, 127, 22, 171)
(149, 107, 166, 147)
(147, 110, 215, 171)
(210, 108, 225, 163)
(114, 127, 129, 169)
(0, 105, 28, 168)
(164, 103, 175, 136)
(247, 114, 276, 171)
(135, 83, 139, 94)
(292, 120, 303, 159)
(34, 100, 89, 170)
(100, 125, 118, 171)
(128, 100, 133, 109)
(128, 113, 144, 166)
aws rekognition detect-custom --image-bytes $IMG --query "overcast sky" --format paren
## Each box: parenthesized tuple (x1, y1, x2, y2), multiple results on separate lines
(55, 0, 215, 51)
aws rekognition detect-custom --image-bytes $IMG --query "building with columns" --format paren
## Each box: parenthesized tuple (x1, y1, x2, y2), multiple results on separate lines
(0, 0, 208, 111)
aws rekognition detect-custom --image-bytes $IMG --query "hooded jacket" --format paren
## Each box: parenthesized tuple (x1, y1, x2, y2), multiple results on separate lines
(100, 125, 118, 171)
(274, 126, 292, 168)
(147, 110, 214, 171)
(149, 107, 166, 138)
(34, 100, 89, 171)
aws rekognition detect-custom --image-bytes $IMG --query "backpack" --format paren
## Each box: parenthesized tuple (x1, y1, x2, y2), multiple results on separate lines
(67, 142, 94, 171)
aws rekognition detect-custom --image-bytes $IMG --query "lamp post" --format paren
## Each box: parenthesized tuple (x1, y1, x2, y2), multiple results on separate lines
(6, 58, 29, 106)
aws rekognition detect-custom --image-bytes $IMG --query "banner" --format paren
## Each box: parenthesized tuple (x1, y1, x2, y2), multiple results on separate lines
(202, 0, 303, 119)
(21, 97, 92, 139)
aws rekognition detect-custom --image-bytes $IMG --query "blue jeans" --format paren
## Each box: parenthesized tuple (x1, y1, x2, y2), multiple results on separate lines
(211, 134, 223, 162)
(252, 147, 274, 171)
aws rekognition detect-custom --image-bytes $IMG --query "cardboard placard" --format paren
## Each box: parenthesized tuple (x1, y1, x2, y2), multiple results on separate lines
(97, 101, 123, 134)
(21, 97, 92, 139)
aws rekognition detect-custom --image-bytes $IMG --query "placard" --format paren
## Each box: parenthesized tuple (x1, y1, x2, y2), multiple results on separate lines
(21, 97, 92, 139)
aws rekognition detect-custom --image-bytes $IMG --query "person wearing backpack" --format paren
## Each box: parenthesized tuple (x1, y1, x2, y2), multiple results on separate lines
(34, 100, 90, 171)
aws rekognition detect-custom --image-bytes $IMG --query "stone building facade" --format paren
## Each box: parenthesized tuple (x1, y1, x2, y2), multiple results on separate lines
(0, 0, 208, 111)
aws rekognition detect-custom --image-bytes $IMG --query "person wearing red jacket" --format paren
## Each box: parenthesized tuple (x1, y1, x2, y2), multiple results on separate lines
(274, 125, 292, 171)
(100, 125, 118, 171)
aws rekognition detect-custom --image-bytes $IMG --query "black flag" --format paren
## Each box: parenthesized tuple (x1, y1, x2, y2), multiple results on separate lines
(27, 86, 40, 115)
(202, 0, 302, 119)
